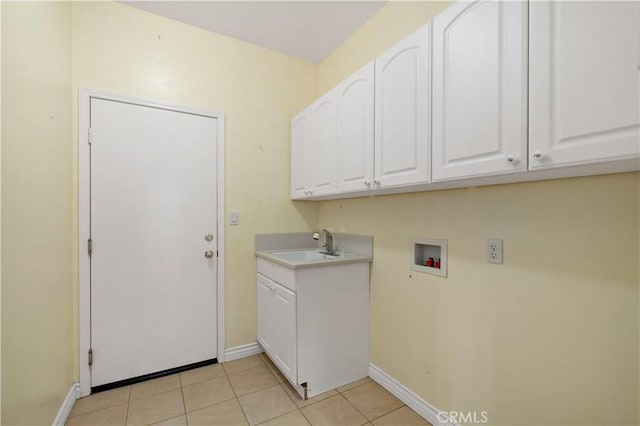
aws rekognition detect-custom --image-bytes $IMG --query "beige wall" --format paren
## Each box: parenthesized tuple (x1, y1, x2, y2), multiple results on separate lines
(319, 1, 451, 93)
(70, 1, 318, 376)
(317, 2, 640, 424)
(2, 0, 318, 421)
(1, 2, 74, 424)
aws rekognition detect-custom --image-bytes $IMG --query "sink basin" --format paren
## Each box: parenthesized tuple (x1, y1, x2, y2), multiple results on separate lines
(269, 250, 344, 262)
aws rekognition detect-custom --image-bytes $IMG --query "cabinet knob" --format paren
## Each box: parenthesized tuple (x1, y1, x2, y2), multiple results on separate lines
(308, 190, 313, 196)
(364, 181, 371, 187)
(532, 151, 543, 160)
(373, 180, 380, 187)
(505, 155, 516, 164)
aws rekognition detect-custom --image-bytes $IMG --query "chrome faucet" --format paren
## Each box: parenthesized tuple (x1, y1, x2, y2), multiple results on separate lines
(322, 229, 334, 255)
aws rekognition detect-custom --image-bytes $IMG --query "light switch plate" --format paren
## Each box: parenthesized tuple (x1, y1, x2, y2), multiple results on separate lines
(487, 239, 503, 264)
(230, 211, 239, 225)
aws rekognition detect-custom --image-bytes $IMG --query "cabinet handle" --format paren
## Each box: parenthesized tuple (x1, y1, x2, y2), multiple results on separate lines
(505, 155, 516, 164)
(364, 181, 371, 187)
(532, 151, 543, 160)
(373, 180, 380, 188)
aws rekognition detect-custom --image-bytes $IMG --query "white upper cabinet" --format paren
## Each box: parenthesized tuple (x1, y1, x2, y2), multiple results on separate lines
(375, 23, 432, 188)
(529, 1, 640, 169)
(308, 90, 338, 196)
(290, 109, 310, 199)
(432, 0, 528, 181)
(336, 61, 375, 194)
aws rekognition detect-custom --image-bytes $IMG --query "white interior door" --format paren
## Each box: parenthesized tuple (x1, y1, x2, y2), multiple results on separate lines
(90, 98, 218, 387)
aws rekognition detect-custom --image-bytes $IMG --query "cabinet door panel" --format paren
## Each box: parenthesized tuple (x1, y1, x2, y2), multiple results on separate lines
(272, 283, 297, 384)
(432, 0, 528, 180)
(257, 274, 274, 356)
(291, 111, 309, 199)
(529, 1, 639, 169)
(309, 91, 337, 196)
(375, 24, 431, 187)
(336, 62, 374, 193)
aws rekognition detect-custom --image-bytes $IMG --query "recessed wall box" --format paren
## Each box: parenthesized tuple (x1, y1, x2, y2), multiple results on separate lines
(411, 238, 447, 277)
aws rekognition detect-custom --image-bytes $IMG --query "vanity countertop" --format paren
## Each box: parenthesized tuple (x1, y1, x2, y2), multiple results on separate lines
(256, 248, 372, 269)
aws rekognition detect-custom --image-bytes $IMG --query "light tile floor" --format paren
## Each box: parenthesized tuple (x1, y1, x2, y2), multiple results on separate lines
(66, 354, 432, 426)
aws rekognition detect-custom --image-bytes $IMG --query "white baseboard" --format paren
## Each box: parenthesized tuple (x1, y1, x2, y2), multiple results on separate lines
(368, 364, 458, 426)
(224, 342, 264, 362)
(53, 383, 79, 426)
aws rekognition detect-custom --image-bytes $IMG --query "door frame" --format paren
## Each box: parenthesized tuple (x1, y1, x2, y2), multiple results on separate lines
(78, 89, 226, 397)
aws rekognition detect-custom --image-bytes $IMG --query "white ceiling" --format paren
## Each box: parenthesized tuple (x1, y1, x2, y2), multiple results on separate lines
(122, 1, 387, 63)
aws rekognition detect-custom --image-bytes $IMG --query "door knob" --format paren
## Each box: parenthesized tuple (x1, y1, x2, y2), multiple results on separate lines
(204, 250, 214, 259)
(204, 234, 214, 242)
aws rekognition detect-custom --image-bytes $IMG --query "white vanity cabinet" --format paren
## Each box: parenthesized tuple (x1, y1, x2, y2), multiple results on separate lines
(256, 257, 370, 398)
(528, 1, 639, 169)
(431, 0, 528, 181)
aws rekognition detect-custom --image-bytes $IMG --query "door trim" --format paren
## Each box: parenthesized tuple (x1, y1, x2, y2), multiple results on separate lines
(78, 89, 226, 397)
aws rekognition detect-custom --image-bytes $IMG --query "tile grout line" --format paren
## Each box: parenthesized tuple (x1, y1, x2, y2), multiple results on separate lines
(124, 385, 132, 426)
(339, 390, 375, 425)
(366, 404, 410, 425)
(297, 403, 314, 426)
(339, 380, 411, 425)
(223, 358, 252, 426)
(179, 372, 189, 425)
(67, 386, 134, 419)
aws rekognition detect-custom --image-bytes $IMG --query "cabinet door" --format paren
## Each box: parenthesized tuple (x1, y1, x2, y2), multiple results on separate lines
(257, 274, 274, 356)
(432, 0, 528, 181)
(529, 1, 639, 169)
(271, 282, 297, 384)
(375, 23, 431, 188)
(291, 110, 310, 199)
(308, 91, 338, 196)
(336, 61, 375, 193)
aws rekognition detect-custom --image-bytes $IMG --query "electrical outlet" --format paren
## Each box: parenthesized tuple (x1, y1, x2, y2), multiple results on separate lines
(487, 239, 503, 264)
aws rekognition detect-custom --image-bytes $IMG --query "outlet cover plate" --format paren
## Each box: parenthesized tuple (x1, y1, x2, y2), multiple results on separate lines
(487, 239, 503, 264)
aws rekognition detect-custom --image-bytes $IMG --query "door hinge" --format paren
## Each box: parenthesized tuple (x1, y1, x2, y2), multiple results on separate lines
(88, 348, 93, 366)
(88, 238, 93, 256)
(88, 127, 92, 145)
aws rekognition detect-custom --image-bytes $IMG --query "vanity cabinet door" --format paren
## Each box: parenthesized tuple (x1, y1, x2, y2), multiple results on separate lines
(529, 1, 639, 169)
(432, 0, 528, 181)
(374, 23, 431, 188)
(257, 274, 275, 356)
(271, 281, 297, 384)
(257, 273, 297, 384)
